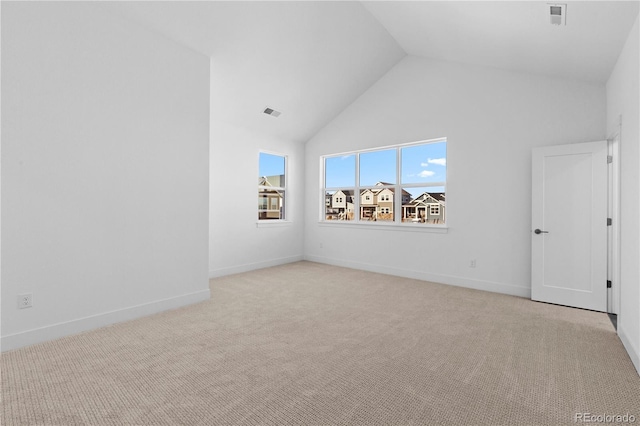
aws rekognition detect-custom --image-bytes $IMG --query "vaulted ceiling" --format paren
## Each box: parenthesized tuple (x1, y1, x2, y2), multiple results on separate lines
(103, 1, 639, 144)
(103, 1, 404, 143)
(363, 1, 639, 83)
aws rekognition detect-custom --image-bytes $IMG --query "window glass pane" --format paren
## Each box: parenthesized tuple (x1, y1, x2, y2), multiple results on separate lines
(401, 187, 445, 224)
(359, 188, 394, 222)
(259, 152, 286, 221)
(325, 155, 355, 188)
(401, 142, 446, 185)
(325, 190, 354, 221)
(360, 149, 396, 186)
(322, 139, 446, 225)
(259, 152, 285, 186)
(258, 188, 285, 220)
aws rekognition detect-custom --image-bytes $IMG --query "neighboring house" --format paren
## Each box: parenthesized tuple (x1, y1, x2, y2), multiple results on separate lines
(361, 183, 411, 221)
(360, 189, 376, 205)
(260, 174, 284, 188)
(258, 175, 284, 219)
(327, 184, 444, 223)
(360, 188, 377, 219)
(326, 190, 354, 220)
(375, 188, 394, 220)
(402, 192, 446, 223)
(332, 190, 350, 209)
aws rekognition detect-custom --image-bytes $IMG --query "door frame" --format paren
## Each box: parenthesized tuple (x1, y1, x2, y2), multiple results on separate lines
(608, 130, 621, 315)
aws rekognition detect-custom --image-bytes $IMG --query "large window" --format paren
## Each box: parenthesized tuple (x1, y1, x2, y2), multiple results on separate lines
(322, 139, 446, 225)
(258, 152, 286, 220)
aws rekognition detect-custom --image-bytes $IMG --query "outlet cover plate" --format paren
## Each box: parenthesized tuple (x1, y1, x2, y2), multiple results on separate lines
(18, 294, 33, 309)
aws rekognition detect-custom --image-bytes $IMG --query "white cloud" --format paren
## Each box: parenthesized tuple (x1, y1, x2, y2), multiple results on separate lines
(427, 158, 446, 166)
(420, 162, 429, 167)
(418, 170, 436, 178)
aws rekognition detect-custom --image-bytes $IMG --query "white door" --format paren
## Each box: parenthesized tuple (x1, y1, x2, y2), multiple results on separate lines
(531, 141, 608, 312)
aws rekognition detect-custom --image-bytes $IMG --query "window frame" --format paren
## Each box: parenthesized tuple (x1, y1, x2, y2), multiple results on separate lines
(320, 138, 447, 229)
(258, 150, 288, 223)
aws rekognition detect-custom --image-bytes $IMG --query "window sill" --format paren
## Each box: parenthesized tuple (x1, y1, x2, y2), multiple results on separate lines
(318, 221, 448, 233)
(256, 220, 293, 228)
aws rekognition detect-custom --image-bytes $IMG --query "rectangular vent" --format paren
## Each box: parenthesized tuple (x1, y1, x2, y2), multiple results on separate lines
(263, 107, 281, 118)
(548, 3, 566, 25)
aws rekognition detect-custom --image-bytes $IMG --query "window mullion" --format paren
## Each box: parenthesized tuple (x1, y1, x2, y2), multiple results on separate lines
(355, 152, 360, 223)
(396, 147, 402, 223)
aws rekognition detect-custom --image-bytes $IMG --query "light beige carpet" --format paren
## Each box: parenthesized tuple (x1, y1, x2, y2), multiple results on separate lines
(2, 261, 639, 425)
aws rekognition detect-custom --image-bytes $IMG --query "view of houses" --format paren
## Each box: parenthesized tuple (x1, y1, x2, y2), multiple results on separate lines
(258, 175, 285, 220)
(325, 182, 445, 223)
(259, 176, 446, 223)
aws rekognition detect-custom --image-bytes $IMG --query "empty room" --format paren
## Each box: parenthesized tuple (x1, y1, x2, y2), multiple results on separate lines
(2, 1, 639, 425)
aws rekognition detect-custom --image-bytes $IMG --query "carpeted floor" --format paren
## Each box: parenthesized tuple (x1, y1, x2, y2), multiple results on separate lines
(2, 261, 639, 425)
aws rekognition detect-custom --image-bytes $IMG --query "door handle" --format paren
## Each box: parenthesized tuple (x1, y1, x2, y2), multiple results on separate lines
(534, 229, 549, 234)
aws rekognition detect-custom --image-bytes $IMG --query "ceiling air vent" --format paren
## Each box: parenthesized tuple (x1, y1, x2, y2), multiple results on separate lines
(263, 107, 281, 118)
(548, 3, 566, 25)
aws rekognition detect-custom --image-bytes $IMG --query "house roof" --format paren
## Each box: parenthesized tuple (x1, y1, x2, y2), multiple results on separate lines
(427, 193, 445, 202)
(329, 189, 355, 198)
(258, 175, 284, 188)
(404, 192, 446, 207)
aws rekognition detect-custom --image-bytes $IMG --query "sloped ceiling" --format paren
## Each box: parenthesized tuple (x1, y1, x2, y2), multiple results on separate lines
(103, 1, 639, 144)
(363, 1, 639, 84)
(103, 1, 405, 143)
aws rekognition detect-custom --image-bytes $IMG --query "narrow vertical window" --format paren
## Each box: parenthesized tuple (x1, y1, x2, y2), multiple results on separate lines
(258, 152, 286, 220)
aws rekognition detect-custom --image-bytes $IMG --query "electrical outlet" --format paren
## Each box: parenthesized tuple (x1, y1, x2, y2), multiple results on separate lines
(319, 242, 324, 249)
(470, 259, 476, 268)
(18, 294, 33, 309)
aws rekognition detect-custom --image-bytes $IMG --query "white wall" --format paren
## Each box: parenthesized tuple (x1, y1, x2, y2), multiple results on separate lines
(1, 3, 211, 350)
(209, 119, 304, 277)
(305, 55, 605, 298)
(607, 16, 640, 374)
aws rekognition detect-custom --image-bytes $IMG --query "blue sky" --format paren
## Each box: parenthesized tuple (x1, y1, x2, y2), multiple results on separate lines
(259, 152, 285, 178)
(325, 142, 446, 196)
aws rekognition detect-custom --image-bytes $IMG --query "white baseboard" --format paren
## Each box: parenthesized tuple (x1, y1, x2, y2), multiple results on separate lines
(304, 254, 531, 299)
(618, 324, 640, 376)
(1, 289, 211, 353)
(209, 255, 304, 278)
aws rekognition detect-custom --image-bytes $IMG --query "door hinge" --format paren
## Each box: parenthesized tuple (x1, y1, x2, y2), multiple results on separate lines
(607, 280, 612, 288)
(607, 155, 613, 164)
(607, 218, 612, 226)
